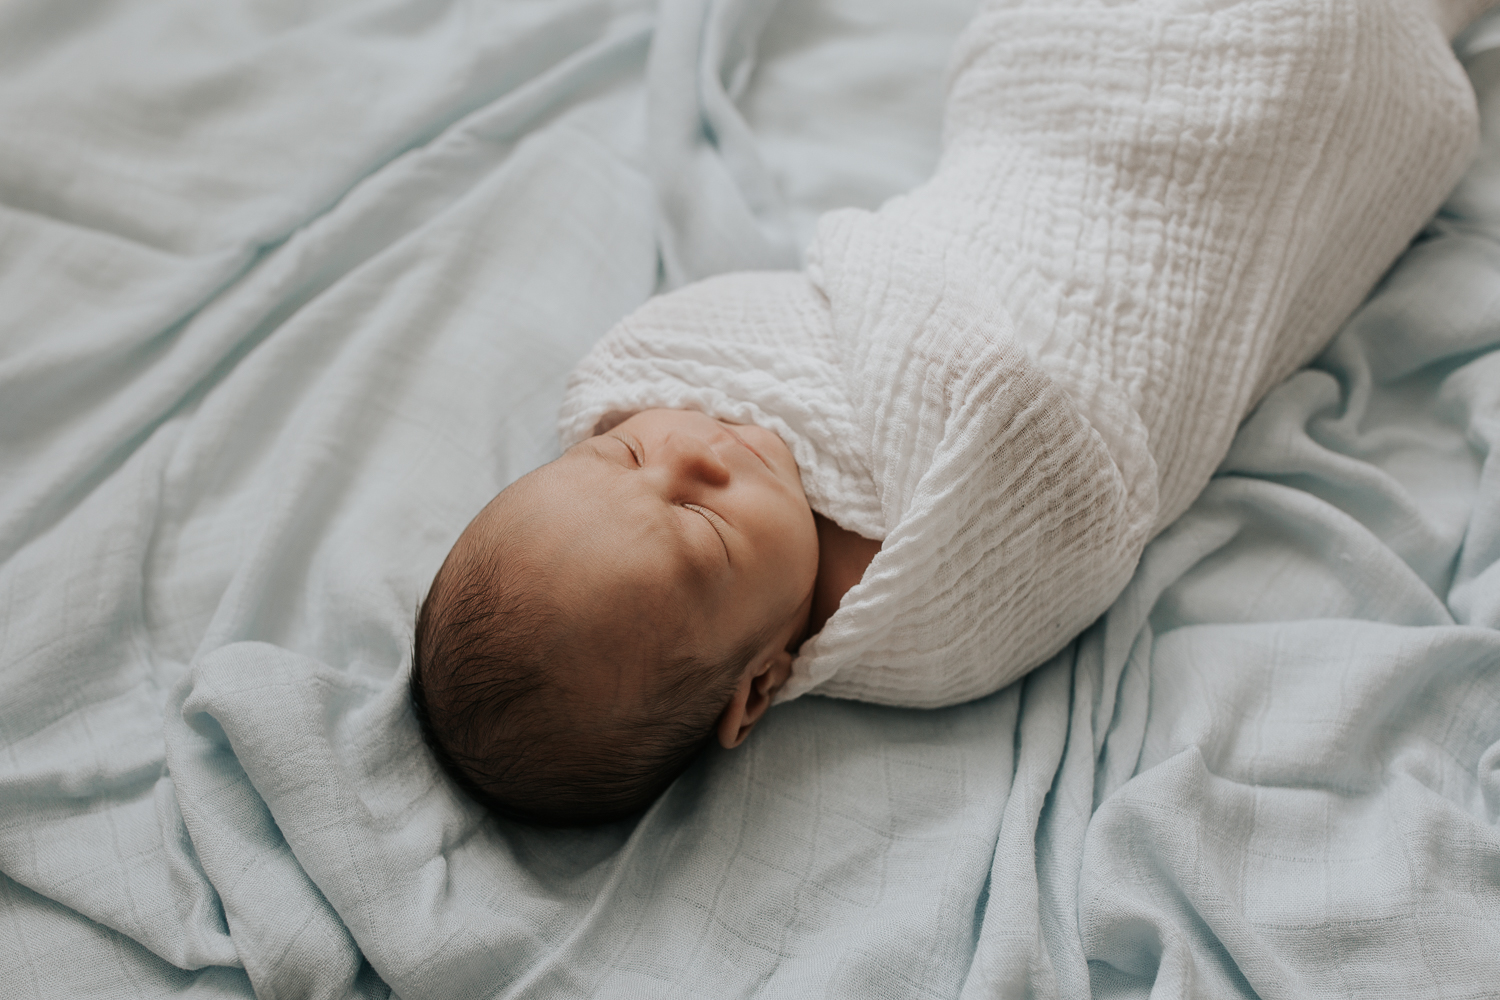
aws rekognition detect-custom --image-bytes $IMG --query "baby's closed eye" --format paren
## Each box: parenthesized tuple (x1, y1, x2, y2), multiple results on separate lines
(609, 434, 643, 466)
(682, 503, 729, 558)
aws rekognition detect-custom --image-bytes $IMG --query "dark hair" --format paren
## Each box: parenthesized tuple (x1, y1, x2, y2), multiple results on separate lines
(409, 551, 764, 827)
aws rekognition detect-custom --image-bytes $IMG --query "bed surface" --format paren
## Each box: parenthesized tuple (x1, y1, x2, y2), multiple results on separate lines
(2, 2, 1498, 997)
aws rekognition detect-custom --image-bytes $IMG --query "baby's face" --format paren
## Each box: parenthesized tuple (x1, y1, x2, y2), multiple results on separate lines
(462, 409, 819, 701)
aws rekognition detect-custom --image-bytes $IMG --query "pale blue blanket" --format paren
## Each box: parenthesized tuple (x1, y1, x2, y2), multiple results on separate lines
(2, 2, 1497, 997)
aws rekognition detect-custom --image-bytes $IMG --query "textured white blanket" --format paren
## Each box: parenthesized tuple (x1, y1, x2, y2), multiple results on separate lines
(562, 0, 1488, 707)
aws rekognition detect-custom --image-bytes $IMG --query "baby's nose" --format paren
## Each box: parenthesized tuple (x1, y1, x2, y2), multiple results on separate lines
(661, 431, 731, 487)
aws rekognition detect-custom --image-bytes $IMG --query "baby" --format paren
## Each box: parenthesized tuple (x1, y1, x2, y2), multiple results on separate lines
(412, 409, 879, 824)
(413, 0, 1492, 826)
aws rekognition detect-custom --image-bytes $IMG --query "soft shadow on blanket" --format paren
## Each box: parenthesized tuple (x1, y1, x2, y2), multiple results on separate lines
(2, 4, 1498, 1000)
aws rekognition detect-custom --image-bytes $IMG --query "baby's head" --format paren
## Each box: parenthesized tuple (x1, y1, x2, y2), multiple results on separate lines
(411, 409, 818, 825)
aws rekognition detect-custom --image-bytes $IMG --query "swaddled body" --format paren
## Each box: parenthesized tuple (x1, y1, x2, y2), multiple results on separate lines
(562, 0, 1487, 706)
(415, 0, 1493, 824)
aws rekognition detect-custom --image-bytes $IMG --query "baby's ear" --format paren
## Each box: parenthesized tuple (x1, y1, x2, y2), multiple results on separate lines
(715, 649, 794, 749)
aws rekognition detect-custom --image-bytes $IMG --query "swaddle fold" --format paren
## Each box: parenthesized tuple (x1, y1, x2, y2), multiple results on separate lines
(562, 0, 1486, 707)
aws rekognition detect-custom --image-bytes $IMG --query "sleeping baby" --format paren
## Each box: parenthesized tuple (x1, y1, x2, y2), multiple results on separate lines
(411, 0, 1496, 825)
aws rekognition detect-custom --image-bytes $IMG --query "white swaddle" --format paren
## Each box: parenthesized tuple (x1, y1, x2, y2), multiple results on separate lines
(561, 0, 1488, 707)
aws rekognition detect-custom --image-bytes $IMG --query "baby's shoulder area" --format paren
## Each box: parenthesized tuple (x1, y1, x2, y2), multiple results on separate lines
(575, 271, 833, 371)
(664, 271, 828, 345)
(557, 270, 881, 534)
(559, 272, 840, 446)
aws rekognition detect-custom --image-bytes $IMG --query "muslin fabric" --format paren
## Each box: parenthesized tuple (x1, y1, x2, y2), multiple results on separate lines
(561, 0, 1490, 706)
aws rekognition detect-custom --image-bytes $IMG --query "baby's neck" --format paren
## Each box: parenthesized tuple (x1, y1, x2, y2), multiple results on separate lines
(806, 514, 882, 639)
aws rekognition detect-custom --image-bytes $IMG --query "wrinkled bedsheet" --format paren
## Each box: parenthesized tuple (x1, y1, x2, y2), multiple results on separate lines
(2, 2, 1498, 998)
